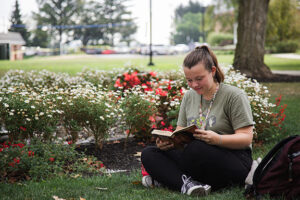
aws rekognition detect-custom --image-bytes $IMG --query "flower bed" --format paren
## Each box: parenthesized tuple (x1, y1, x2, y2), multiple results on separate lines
(0, 66, 287, 182)
(0, 66, 285, 145)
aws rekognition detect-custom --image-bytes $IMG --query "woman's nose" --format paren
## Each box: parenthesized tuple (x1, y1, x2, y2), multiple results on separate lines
(191, 81, 198, 88)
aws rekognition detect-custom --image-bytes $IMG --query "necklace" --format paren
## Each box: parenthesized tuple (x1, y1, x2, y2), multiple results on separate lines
(199, 83, 219, 130)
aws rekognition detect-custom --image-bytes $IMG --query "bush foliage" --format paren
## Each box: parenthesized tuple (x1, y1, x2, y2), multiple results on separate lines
(207, 32, 234, 46)
(0, 67, 284, 145)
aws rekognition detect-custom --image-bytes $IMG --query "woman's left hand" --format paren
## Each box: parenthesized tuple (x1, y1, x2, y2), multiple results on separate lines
(194, 129, 221, 145)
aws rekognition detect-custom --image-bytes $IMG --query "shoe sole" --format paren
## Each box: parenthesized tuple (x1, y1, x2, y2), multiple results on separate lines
(142, 176, 152, 187)
(187, 185, 211, 196)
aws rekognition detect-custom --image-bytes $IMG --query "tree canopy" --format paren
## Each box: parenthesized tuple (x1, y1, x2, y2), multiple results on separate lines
(172, 1, 206, 44)
(9, 0, 30, 44)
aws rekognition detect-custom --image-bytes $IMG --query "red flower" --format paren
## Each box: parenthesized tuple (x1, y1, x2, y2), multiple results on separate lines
(152, 124, 157, 129)
(155, 88, 168, 96)
(167, 82, 172, 91)
(67, 141, 73, 145)
(161, 121, 166, 126)
(100, 163, 105, 168)
(275, 95, 282, 106)
(114, 78, 122, 88)
(28, 151, 34, 157)
(14, 158, 20, 164)
(49, 157, 55, 162)
(149, 116, 155, 122)
(20, 126, 26, 131)
(0, 148, 3, 152)
(9, 162, 15, 167)
(149, 71, 156, 77)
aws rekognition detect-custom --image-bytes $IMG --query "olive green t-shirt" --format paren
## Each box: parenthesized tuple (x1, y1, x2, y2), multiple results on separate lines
(177, 83, 254, 135)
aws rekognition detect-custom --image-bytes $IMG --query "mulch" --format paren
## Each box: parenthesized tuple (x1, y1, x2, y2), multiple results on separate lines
(76, 138, 154, 172)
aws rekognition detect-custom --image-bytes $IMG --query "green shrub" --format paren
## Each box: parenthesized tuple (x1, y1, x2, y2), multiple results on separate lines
(70, 96, 117, 150)
(272, 40, 298, 53)
(207, 32, 233, 46)
(120, 90, 157, 141)
(0, 139, 104, 182)
(0, 92, 60, 141)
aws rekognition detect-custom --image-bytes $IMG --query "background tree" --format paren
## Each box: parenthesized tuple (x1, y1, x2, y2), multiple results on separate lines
(266, 0, 299, 45)
(8, 0, 30, 45)
(233, 0, 273, 79)
(172, 1, 205, 44)
(73, 0, 136, 47)
(173, 12, 202, 44)
(33, 0, 83, 46)
(73, 1, 105, 46)
(100, 0, 136, 46)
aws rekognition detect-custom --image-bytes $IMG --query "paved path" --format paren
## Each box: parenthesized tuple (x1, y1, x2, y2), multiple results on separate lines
(272, 70, 300, 76)
(271, 53, 300, 76)
(272, 53, 300, 60)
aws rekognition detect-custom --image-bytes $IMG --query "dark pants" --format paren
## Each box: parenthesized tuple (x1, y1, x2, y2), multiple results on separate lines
(141, 140, 252, 191)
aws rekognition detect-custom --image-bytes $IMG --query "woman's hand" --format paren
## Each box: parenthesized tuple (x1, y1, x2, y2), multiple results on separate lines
(193, 129, 221, 145)
(156, 137, 174, 151)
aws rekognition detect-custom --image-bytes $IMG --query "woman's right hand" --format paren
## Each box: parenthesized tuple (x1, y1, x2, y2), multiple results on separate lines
(156, 137, 174, 151)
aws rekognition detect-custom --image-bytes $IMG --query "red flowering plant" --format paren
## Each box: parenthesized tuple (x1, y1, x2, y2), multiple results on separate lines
(254, 94, 288, 144)
(119, 89, 157, 143)
(113, 68, 157, 94)
(151, 78, 186, 132)
(0, 139, 104, 182)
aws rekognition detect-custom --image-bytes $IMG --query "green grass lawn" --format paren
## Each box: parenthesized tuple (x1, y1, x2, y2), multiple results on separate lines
(0, 53, 299, 77)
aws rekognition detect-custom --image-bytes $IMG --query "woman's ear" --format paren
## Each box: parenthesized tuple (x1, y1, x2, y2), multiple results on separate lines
(211, 66, 216, 76)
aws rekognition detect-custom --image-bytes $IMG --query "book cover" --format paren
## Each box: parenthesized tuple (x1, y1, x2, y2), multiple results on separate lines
(151, 125, 198, 148)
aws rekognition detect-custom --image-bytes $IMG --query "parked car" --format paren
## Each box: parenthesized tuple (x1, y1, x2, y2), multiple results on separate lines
(140, 44, 175, 55)
(101, 49, 116, 54)
(113, 45, 131, 54)
(171, 44, 190, 54)
(81, 48, 102, 54)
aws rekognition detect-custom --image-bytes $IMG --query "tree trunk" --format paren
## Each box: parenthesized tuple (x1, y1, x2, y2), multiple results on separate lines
(233, 0, 273, 79)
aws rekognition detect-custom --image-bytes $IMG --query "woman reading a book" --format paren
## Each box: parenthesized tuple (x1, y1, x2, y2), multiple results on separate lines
(141, 45, 254, 196)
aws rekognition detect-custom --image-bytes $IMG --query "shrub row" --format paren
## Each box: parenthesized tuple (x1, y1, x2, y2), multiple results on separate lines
(0, 66, 283, 147)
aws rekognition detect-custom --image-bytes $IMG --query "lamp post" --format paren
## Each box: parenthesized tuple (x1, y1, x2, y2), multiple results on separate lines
(148, 0, 154, 66)
(201, 6, 206, 43)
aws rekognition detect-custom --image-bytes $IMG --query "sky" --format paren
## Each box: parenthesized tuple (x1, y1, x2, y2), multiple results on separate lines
(0, 0, 212, 45)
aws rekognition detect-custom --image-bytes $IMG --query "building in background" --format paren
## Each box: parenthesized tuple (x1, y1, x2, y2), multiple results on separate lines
(0, 32, 25, 60)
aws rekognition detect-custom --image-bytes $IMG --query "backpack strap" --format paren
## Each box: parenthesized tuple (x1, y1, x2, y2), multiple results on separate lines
(253, 135, 299, 186)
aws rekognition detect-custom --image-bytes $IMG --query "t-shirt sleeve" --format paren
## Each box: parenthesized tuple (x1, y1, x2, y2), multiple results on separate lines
(177, 92, 188, 127)
(229, 92, 254, 130)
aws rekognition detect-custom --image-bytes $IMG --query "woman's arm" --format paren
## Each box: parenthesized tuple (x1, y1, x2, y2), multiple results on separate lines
(194, 125, 253, 149)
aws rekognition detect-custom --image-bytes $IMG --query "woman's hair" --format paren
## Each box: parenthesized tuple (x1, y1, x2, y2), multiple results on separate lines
(183, 45, 224, 83)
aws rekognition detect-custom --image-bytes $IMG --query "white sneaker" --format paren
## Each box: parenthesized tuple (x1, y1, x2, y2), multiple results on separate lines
(181, 175, 211, 196)
(142, 175, 162, 188)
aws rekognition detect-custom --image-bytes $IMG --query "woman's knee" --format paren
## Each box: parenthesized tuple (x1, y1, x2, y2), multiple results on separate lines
(141, 146, 159, 164)
(183, 140, 207, 158)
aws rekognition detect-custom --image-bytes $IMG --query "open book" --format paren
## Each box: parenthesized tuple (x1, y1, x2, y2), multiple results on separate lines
(151, 124, 198, 148)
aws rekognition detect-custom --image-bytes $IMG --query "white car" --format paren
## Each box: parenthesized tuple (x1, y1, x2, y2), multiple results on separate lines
(140, 45, 174, 55)
(171, 44, 190, 54)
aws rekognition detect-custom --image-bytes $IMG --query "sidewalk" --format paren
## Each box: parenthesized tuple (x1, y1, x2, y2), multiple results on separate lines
(272, 70, 300, 76)
(271, 53, 300, 76)
(271, 53, 300, 60)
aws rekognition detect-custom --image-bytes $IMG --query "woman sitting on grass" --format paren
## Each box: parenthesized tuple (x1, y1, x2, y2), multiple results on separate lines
(141, 45, 254, 196)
